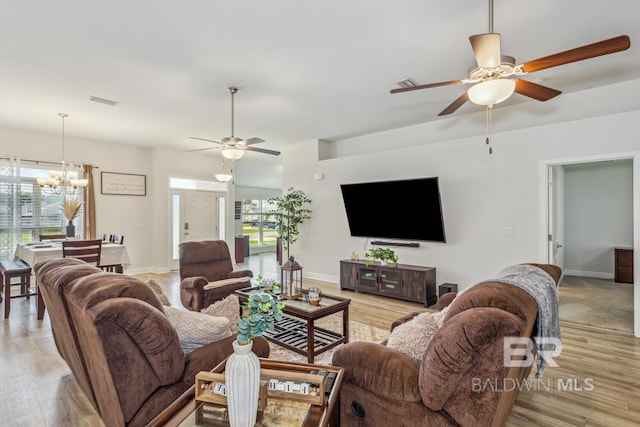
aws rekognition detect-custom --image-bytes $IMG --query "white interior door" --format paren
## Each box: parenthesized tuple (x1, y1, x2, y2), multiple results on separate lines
(548, 165, 565, 270)
(169, 189, 219, 269)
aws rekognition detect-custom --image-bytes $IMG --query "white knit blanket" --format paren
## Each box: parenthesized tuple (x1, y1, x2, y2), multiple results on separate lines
(493, 264, 560, 378)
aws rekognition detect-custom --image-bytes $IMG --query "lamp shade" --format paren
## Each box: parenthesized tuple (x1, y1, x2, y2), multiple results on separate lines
(467, 79, 516, 106)
(215, 173, 232, 182)
(222, 147, 245, 160)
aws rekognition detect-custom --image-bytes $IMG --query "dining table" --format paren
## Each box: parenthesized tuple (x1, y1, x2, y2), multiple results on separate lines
(15, 240, 132, 269)
(14, 240, 132, 321)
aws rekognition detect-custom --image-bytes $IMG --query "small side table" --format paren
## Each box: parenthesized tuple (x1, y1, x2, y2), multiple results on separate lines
(438, 282, 458, 297)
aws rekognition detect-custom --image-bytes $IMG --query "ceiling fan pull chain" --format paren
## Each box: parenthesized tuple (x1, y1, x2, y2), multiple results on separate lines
(485, 106, 493, 154)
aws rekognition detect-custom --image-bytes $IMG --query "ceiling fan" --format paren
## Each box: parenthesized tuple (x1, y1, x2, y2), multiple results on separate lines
(190, 87, 280, 159)
(390, 0, 631, 117)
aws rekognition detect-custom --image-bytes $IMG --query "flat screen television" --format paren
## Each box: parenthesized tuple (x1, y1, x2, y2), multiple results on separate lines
(340, 177, 446, 242)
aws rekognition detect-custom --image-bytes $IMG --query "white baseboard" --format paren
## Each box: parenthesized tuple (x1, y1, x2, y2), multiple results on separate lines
(564, 269, 614, 280)
(303, 271, 339, 286)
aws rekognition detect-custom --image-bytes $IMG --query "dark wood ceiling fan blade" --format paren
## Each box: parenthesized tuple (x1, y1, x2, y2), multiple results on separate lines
(189, 136, 223, 145)
(391, 80, 463, 94)
(520, 35, 630, 73)
(514, 79, 562, 101)
(245, 137, 265, 145)
(438, 92, 469, 116)
(246, 146, 281, 156)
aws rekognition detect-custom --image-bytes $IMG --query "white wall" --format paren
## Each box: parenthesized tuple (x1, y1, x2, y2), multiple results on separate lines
(563, 161, 633, 277)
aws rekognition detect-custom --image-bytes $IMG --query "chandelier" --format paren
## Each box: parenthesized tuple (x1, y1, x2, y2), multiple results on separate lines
(36, 113, 88, 195)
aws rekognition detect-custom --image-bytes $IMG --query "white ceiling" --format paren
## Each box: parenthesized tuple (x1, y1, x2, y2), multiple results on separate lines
(2, 1, 639, 188)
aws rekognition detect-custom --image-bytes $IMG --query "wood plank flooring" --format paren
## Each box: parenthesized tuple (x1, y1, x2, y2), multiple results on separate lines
(1, 254, 639, 426)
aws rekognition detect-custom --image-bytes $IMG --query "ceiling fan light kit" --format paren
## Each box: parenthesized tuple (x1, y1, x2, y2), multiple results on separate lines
(222, 147, 245, 160)
(467, 78, 515, 107)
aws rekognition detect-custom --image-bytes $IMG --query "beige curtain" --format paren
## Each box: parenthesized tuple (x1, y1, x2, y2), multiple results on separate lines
(82, 165, 97, 239)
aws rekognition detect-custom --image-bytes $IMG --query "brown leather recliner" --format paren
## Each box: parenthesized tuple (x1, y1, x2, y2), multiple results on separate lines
(35, 258, 269, 427)
(332, 263, 561, 427)
(179, 240, 254, 311)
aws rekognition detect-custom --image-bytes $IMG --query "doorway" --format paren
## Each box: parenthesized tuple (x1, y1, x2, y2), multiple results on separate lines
(544, 154, 638, 336)
(169, 189, 225, 270)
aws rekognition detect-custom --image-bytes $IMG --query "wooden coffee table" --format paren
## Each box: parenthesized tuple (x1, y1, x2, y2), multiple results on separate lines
(147, 359, 344, 427)
(235, 287, 351, 363)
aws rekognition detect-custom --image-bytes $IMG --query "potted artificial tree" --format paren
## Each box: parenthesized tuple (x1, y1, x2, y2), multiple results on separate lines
(269, 187, 312, 263)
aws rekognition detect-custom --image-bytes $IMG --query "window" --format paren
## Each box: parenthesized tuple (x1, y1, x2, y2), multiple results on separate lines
(241, 199, 278, 249)
(0, 161, 83, 260)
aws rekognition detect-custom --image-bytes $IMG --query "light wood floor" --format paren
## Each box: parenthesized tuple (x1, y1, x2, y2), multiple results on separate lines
(1, 255, 639, 426)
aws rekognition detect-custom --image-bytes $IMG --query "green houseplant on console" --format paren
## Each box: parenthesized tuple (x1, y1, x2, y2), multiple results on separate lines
(226, 286, 285, 427)
(365, 247, 399, 266)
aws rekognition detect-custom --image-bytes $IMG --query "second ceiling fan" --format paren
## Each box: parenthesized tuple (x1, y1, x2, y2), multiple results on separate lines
(190, 87, 280, 159)
(391, 0, 630, 116)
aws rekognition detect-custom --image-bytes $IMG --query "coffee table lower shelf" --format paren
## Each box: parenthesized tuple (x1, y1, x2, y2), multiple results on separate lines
(263, 315, 346, 362)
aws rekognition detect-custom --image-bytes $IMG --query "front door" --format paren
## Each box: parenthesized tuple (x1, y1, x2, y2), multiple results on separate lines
(170, 189, 220, 270)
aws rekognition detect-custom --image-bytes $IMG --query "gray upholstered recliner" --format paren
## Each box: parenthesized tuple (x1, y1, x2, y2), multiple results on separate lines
(179, 240, 254, 311)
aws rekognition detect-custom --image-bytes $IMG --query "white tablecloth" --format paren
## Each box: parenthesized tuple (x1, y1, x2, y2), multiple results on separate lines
(15, 241, 131, 268)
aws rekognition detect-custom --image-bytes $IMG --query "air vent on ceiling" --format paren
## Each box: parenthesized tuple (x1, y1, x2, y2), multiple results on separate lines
(90, 96, 119, 106)
(396, 78, 417, 88)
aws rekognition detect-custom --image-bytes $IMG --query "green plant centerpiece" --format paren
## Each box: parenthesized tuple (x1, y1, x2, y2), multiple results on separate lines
(269, 187, 312, 261)
(365, 247, 399, 266)
(236, 284, 286, 345)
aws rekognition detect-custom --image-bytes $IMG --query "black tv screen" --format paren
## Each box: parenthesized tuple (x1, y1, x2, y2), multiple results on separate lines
(340, 177, 446, 242)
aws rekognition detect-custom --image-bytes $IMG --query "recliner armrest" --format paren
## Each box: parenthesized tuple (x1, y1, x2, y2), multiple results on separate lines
(228, 269, 253, 279)
(332, 342, 422, 402)
(180, 276, 208, 290)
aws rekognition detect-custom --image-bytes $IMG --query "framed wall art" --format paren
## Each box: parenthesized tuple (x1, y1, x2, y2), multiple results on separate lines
(101, 172, 146, 196)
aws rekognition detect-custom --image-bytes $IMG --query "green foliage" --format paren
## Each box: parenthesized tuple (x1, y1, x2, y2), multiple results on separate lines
(365, 247, 399, 266)
(236, 285, 286, 345)
(269, 187, 312, 259)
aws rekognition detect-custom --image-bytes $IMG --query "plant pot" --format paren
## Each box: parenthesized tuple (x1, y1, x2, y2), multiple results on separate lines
(66, 221, 75, 238)
(225, 340, 260, 427)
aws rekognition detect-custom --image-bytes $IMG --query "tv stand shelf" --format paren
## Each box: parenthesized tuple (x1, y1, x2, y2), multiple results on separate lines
(340, 259, 436, 307)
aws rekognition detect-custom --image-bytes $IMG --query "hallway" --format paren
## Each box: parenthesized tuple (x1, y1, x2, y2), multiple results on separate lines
(558, 275, 634, 334)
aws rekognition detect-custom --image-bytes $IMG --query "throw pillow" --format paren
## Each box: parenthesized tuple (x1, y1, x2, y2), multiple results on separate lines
(201, 294, 241, 334)
(164, 306, 231, 353)
(386, 307, 449, 362)
(146, 278, 171, 306)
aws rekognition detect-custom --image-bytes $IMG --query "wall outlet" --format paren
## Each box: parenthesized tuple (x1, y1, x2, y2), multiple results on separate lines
(502, 227, 513, 237)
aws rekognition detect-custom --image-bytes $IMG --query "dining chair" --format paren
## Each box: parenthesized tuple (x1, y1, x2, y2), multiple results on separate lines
(62, 239, 103, 266)
(112, 234, 124, 245)
(40, 233, 67, 241)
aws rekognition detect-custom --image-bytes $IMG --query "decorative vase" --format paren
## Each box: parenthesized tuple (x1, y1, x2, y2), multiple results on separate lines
(66, 220, 75, 238)
(225, 340, 260, 427)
